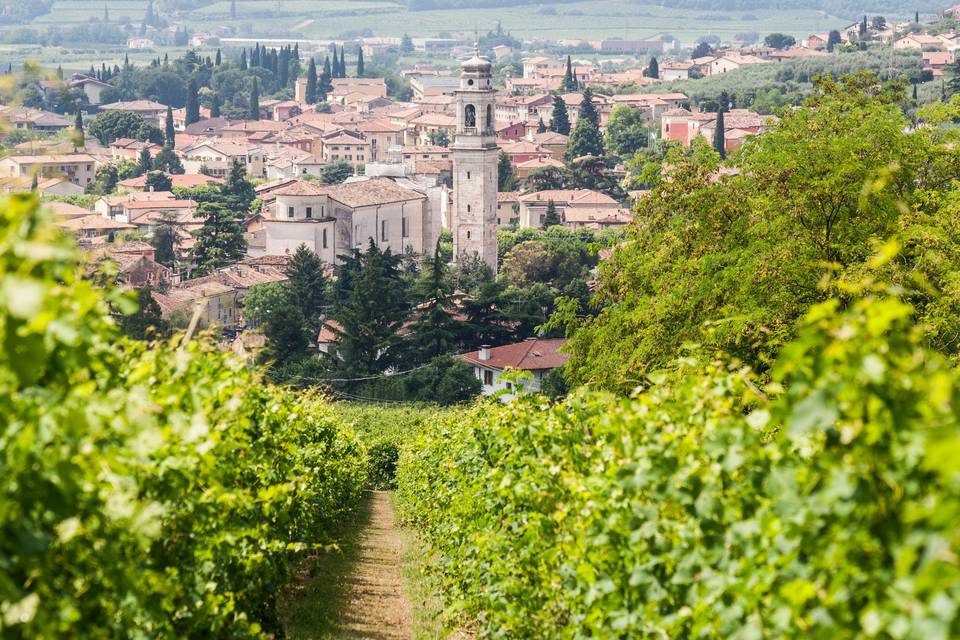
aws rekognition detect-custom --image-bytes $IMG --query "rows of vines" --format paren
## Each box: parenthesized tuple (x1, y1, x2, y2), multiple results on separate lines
(0, 194, 368, 638)
(397, 278, 960, 638)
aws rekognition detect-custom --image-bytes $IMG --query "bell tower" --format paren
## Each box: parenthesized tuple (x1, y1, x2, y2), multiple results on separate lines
(451, 45, 498, 272)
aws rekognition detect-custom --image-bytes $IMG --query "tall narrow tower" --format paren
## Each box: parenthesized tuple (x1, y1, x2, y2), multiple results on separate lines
(451, 45, 498, 272)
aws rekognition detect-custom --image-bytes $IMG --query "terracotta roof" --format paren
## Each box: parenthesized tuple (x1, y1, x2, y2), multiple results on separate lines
(117, 173, 224, 189)
(124, 199, 197, 210)
(272, 181, 330, 197)
(100, 100, 167, 112)
(460, 338, 569, 371)
(326, 177, 426, 208)
(4, 153, 96, 164)
(317, 319, 344, 343)
(56, 215, 136, 231)
(46, 201, 92, 218)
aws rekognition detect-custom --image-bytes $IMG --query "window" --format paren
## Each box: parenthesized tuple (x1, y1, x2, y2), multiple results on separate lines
(486, 104, 492, 129)
(306, 207, 312, 219)
(467, 204, 471, 213)
(322, 228, 328, 249)
(401, 217, 409, 238)
(505, 382, 513, 391)
(381, 220, 388, 241)
(466, 230, 471, 239)
(465, 104, 476, 128)
(466, 171, 471, 179)
(288, 206, 295, 218)
(483, 370, 493, 386)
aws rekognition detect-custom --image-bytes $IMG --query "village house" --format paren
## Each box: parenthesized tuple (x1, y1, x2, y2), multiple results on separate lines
(94, 191, 197, 223)
(68, 74, 111, 105)
(99, 100, 168, 126)
(55, 214, 136, 242)
(0, 153, 98, 188)
(354, 119, 406, 161)
(320, 130, 370, 165)
(407, 112, 457, 145)
(894, 34, 946, 50)
(109, 138, 164, 162)
(171, 106, 213, 130)
(514, 156, 564, 179)
(410, 75, 461, 100)
(661, 108, 773, 150)
(0, 176, 84, 196)
(660, 61, 696, 81)
(459, 338, 570, 399)
(923, 51, 955, 76)
(117, 173, 223, 191)
(153, 278, 238, 329)
(0, 106, 71, 134)
(180, 141, 265, 178)
(517, 189, 627, 229)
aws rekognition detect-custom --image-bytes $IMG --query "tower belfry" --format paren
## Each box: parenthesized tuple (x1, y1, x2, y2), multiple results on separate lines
(451, 44, 498, 271)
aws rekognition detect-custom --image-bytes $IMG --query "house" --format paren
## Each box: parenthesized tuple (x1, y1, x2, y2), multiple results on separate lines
(459, 338, 569, 398)
(894, 34, 944, 50)
(709, 54, 771, 75)
(171, 106, 212, 130)
(180, 141, 264, 179)
(661, 108, 772, 149)
(117, 173, 224, 191)
(152, 279, 238, 329)
(109, 138, 164, 162)
(923, 51, 955, 76)
(514, 156, 564, 179)
(127, 38, 156, 50)
(496, 191, 521, 227)
(272, 101, 302, 122)
(0, 107, 71, 133)
(0, 153, 98, 188)
(354, 119, 406, 161)
(499, 139, 550, 166)
(55, 214, 136, 242)
(95, 191, 197, 223)
(0, 176, 84, 196)
(407, 112, 457, 145)
(99, 100, 168, 126)
(517, 189, 624, 229)
(410, 75, 461, 100)
(320, 130, 370, 165)
(330, 77, 389, 99)
(68, 75, 111, 105)
(660, 61, 696, 81)
(805, 34, 828, 49)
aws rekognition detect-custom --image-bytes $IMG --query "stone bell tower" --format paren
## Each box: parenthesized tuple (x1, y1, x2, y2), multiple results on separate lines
(451, 44, 498, 272)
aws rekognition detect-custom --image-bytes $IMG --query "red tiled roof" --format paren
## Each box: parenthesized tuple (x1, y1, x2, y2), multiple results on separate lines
(460, 338, 569, 371)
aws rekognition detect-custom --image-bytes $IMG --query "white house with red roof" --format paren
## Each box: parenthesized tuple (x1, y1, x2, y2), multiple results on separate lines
(459, 338, 569, 398)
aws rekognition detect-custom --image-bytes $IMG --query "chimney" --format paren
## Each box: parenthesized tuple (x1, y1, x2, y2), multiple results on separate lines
(479, 345, 490, 361)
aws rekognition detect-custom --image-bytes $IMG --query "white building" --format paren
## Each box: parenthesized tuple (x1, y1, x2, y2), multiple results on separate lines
(459, 338, 569, 400)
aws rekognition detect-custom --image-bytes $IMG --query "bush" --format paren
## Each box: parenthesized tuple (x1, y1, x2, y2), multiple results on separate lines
(397, 288, 960, 638)
(0, 195, 368, 638)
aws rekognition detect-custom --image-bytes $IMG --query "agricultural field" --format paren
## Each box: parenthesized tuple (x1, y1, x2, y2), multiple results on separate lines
(3, 0, 848, 42)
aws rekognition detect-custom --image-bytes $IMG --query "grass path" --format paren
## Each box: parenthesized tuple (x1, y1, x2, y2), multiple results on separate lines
(281, 491, 412, 639)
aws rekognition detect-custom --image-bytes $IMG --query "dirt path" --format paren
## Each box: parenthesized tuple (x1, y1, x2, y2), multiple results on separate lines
(335, 491, 412, 639)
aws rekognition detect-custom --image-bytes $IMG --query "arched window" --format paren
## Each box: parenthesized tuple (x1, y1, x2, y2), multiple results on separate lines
(486, 104, 492, 130)
(464, 104, 476, 128)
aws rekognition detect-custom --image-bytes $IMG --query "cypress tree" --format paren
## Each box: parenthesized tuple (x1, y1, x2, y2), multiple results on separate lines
(565, 87, 603, 161)
(323, 56, 332, 87)
(563, 55, 574, 90)
(185, 79, 200, 126)
(339, 47, 347, 77)
(713, 99, 727, 160)
(215, 48, 221, 66)
(164, 105, 175, 148)
(647, 56, 659, 79)
(137, 147, 152, 175)
(306, 58, 318, 104)
(860, 15, 867, 36)
(356, 46, 364, 76)
(240, 49, 248, 71)
(549, 94, 570, 135)
(230, 0, 236, 19)
(915, 10, 920, 23)
(252, 43, 260, 67)
(211, 93, 221, 118)
(249, 77, 260, 121)
(278, 46, 289, 87)
(74, 110, 83, 133)
(537, 117, 546, 133)
(542, 199, 562, 227)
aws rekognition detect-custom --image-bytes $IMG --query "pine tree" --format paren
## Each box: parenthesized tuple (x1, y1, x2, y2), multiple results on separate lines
(249, 77, 260, 121)
(211, 93, 221, 118)
(647, 56, 659, 79)
(240, 49, 248, 71)
(215, 48, 222, 66)
(284, 244, 328, 336)
(408, 240, 466, 363)
(306, 58, 318, 104)
(185, 79, 200, 126)
(356, 46, 364, 76)
(192, 202, 247, 275)
(541, 199, 562, 227)
(164, 105, 175, 148)
(549, 94, 570, 135)
(328, 241, 409, 375)
(714, 98, 727, 160)
(137, 147, 153, 175)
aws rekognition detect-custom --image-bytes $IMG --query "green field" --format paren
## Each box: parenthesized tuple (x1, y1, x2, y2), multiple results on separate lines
(7, 0, 847, 42)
